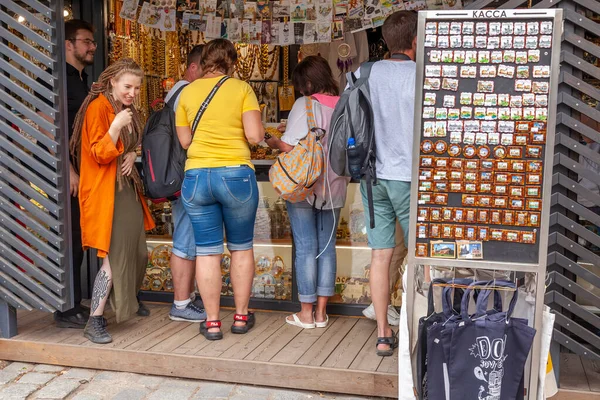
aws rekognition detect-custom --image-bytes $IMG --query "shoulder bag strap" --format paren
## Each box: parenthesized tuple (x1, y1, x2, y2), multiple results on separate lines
(190, 76, 230, 137)
(305, 96, 317, 130)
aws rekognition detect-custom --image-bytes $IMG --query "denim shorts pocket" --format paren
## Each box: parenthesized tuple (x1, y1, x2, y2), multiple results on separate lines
(181, 174, 199, 204)
(222, 175, 253, 203)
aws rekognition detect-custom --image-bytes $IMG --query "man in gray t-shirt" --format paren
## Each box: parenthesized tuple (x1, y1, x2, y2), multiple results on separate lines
(355, 11, 418, 357)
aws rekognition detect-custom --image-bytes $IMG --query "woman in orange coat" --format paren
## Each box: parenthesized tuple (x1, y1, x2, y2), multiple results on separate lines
(70, 58, 155, 344)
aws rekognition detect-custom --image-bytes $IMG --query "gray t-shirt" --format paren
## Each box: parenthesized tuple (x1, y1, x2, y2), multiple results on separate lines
(354, 60, 416, 181)
(164, 80, 189, 109)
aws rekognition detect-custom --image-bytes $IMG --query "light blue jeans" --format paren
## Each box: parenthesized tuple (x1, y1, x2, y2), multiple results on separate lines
(286, 201, 341, 303)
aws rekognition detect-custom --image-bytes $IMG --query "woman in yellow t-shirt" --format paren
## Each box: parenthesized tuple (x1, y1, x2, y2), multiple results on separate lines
(176, 39, 264, 341)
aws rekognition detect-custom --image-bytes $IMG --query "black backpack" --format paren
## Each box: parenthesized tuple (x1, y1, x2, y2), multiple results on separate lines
(141, 84, 188, 202)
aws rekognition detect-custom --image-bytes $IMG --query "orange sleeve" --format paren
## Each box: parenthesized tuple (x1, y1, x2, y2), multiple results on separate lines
(86, 102, 124, 164)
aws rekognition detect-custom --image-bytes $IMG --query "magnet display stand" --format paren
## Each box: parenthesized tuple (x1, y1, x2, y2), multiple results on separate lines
(406, 9, 563, 400)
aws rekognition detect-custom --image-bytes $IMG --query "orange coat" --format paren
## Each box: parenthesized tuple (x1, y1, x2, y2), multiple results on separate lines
(78, 94, 155, 258)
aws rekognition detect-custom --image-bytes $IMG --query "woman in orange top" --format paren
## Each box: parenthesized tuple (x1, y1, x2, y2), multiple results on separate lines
(70, 58, 155, 344)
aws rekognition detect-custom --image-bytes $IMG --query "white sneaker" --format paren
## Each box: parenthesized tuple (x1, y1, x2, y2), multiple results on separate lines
(361, 303, 400, 326)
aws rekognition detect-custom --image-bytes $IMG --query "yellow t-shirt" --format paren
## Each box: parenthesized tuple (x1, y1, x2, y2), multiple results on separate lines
(175, 76, 260, 170)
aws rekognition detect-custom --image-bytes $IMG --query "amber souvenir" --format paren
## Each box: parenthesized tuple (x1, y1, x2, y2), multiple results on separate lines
(465, 172, 478, 183)
(494, 146, 507, 159)
(417, 207, 429, 222)
(526, 145, 542, 158)
(447, 182, 461, 192)
(526, 161, 543, 172)
(419, 192, 432, 204)
(511, 160, 525, 172)
(465, 160, 480, 170)
(526, 173, 542, 185)
(436, 158, 449, 168)
(531, 132, 546, 144)
(479, 196, 492, 207)
(478, 226, 489, 241)
(462, 194, 477, 206)
(494, 196, 508, 208)
(529, 212, 541, 227)
(454, 208, 465, 222)
(515, 211, 528, 226)
(435, 170, 449, 180)
(481, 160, 494, 170)
(421, 156, 434, 167)
(507, 146, 523, 159)
(429, 224, 441, 238)
(505, 230, 520, 242)
(515, 134, 529, 145)
(421, 140, 434, 154)
(434, 140, 448, 154)
(491, 210, 502, 224)
(450, 170, 463, 181)
(496, 161, 510, 171)
(521, 230, 536, 244)
(466, 210, 477, 223)
(517, 184, 536, 199)
(478, 183, 492, 193)
(491, 229, 504, 241)
(526, 199, 541, 211)
(478, 209, 490, 224)
(442, 207, 454, 221)
(434, 193, 449, 204)
(495, 172, 509, 184)
(480, 171, 493, 181)
(420, 169, 434, 180)
(454, 225, 465, 239)
(450, 159, 464, 170)
(478, 145, 491, 159)
(430, 208, 442, 221)
(510, 198, 525, 210)
(463, 145, 476, 158)
(420, 181, 433, 192)
(442, 224, 454, 239)
(466, 226, 478, 240)
(503, 211, 515, 225)
(435, 180, 448, 192)
(510, 186, 524, 197)
(448, 144, 462, 157)
(416, 243, 428, 257)
(511, 173, 525, 185)
(494, 185, 508, 195)
(417, 223, 428, 239)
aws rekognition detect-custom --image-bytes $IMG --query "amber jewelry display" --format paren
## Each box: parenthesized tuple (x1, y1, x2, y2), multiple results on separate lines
(258, 45, 280, 81)
(235, 44, 258, 82)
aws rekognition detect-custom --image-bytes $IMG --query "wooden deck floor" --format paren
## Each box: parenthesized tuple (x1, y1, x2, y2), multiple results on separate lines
(552, 353, 600, 399)
(0, 304, 398, 398)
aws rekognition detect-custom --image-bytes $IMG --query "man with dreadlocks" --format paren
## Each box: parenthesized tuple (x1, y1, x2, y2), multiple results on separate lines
(70, 58, 155, 344)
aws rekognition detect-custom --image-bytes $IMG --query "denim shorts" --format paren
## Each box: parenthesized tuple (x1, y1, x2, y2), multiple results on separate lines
(171, 198, 196, 260)
(181, 166, 259, 256)
(360, 179, 411, 249)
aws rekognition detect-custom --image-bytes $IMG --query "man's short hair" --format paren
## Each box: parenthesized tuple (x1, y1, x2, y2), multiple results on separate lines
(65, 19, 94, 40)
(187, 44, 205, 67)
(382, 11, 417, 54)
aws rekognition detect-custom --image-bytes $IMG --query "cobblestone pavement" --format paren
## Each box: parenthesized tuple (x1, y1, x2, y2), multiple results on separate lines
(0, 361, 392, 400)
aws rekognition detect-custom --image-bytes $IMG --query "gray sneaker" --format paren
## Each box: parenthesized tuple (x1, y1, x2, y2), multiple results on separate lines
(169, 302, 206, 322)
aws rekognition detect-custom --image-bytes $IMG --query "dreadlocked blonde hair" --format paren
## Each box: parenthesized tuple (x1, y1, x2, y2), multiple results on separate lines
(70, 58, 145, 194)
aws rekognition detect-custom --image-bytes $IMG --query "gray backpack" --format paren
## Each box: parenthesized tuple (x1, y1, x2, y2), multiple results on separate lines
(328, 62, 377, 228)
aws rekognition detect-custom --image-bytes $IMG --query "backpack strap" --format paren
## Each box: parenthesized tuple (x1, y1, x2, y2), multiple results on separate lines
(165, 83, 189, 109)
(190, 76, 230, 137)
(305, 96, 316, 130)
(346, 62, 375, 87)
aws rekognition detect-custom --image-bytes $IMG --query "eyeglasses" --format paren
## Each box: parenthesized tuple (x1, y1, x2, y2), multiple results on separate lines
(69, 38, 97, 47)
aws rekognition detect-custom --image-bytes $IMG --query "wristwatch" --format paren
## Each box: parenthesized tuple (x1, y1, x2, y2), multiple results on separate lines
(264, 132, 273, 140)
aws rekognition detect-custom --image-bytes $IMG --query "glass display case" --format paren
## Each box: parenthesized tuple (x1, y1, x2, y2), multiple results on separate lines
(141, 161, 379, 315)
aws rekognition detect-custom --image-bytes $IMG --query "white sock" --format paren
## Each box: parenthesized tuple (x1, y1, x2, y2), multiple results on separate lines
(189, 293, 196, 302)
(174, 299, 191, 310)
